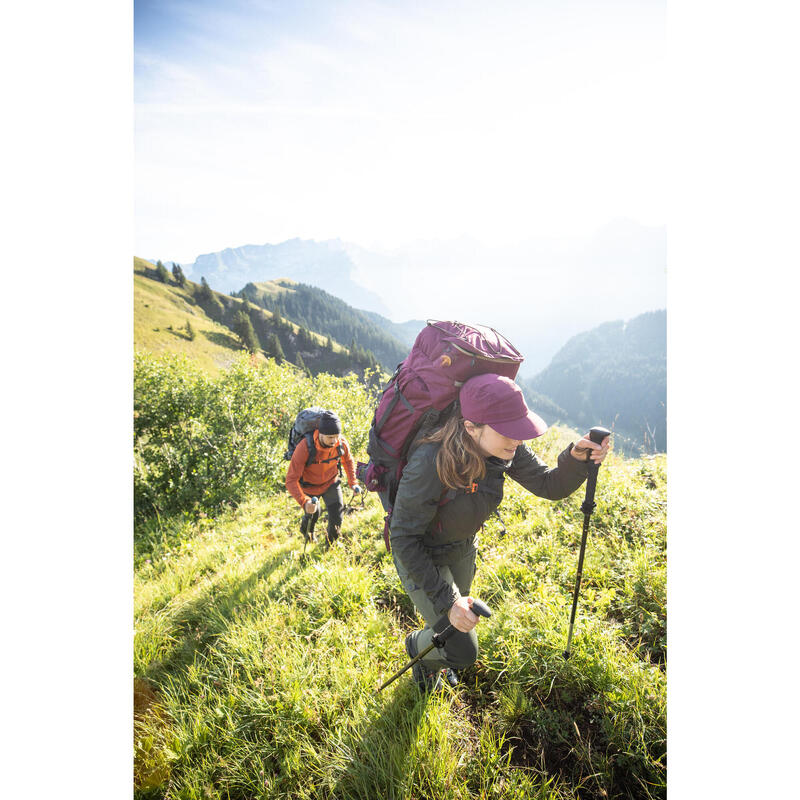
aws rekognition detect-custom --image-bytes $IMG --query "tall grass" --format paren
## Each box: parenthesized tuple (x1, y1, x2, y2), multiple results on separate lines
(134, 353, 666, 799)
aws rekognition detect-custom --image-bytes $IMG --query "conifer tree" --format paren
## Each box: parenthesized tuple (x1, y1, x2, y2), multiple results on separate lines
(171, 262, 187, 287)
(232, 311, 259, 353)
(325, 336, 333, 351)
(198, 277, 224, 320)
(185, 320, 196, 341)
(295, 353, 311, 377)
(156, 260, 170, 283)
(266, 333, 286, 364)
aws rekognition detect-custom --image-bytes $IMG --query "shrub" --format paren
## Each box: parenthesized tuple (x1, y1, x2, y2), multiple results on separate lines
(133, 352, 377, 519)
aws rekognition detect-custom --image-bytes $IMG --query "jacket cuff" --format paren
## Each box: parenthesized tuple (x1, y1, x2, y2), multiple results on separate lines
(434, 584, 461, 618)
(561, 443, 590, 476)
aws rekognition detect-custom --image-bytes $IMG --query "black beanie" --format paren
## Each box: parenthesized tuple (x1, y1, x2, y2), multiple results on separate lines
(318, 411, 342, 435)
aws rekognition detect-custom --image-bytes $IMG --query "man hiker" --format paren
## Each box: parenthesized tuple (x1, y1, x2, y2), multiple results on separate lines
(285, 410, 361, 545)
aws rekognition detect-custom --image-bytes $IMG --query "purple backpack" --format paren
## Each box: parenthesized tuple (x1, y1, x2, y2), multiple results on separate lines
(361, 319, 524, 550)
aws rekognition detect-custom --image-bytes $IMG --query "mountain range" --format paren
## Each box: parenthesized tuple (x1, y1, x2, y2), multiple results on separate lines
(523, 309, 666, 453)
(137, 256, 665, 452)
(173, 219, 665, 375)
(187, 239, 391, 317)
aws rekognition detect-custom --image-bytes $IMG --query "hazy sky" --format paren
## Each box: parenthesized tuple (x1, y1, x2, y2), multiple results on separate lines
(135, 0, 665, 263)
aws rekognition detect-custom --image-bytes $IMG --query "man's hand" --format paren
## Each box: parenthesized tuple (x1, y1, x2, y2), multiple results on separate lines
(448, 596, 480, 633)
(571, 433, 611, 464)
(351, 485, 362, 494)
(303, 499, 319, 514)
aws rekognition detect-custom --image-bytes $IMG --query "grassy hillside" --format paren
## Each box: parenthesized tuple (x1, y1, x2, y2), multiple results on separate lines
(134, 257, 261, 375)
(135, 259, 374, 378)
(134, 352, 666, 799)
(237, 277, 295, 300)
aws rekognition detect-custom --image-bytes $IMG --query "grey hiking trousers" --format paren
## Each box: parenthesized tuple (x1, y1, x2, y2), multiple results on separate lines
(301, 480, 344, 542)
(393, 542, 478, 672)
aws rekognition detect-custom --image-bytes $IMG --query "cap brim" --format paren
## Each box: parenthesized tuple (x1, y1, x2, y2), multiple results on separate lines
(489, 410, 548, 441)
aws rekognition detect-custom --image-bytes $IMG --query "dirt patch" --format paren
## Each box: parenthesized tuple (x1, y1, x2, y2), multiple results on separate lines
(375, 593, 418, 630)
(134, 678, 171, 791)
(134, 677, 160, 719)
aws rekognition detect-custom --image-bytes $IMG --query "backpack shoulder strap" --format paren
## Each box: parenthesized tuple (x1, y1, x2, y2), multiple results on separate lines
(305, 433, 345, 471)
(304, 431, 317, 466)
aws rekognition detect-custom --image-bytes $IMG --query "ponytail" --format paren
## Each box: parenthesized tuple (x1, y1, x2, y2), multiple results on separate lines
(419, 414, 486, 490)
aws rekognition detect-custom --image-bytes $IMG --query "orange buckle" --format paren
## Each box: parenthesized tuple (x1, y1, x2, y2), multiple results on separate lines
(469, 482, 478, 493)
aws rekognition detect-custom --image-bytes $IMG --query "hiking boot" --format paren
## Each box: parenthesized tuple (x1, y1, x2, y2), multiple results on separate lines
(326, 524, 341, 544)
(405, 633, 443, 693)
(444, 668, 459, 687)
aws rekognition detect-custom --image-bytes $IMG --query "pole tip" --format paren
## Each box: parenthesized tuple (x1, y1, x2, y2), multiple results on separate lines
(563, 650, 570, 660)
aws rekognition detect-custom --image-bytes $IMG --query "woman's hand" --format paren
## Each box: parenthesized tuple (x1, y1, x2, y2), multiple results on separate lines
(303, 499, 319, 514)
(571, 433, 611, 464)
(448, 596, 480, 633)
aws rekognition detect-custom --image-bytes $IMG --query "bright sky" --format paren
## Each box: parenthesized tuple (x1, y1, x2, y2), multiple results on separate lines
(135, 0, 666, 263)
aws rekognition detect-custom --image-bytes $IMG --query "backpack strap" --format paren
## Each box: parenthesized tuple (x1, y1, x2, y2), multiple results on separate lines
(373, 378, 416, 456)
(303, 431, 317, 467)
(303, 434, 344, 474)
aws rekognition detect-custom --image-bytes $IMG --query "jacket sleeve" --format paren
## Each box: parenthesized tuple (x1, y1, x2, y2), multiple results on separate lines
(506, 442, 589, 499)
(340, 437, 357, 487)
(389, 445, 460, 617)
(285, 439, 310, 507)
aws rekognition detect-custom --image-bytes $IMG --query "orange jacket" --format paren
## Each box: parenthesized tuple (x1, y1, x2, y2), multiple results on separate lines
(285, 430, 357, 507)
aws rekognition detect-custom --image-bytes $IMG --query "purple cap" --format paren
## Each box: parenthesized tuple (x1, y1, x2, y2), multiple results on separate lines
(459, 374, 548, 440)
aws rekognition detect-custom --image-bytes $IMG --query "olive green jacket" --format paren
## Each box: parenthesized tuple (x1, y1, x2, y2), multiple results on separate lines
(390, 441, 589, 616)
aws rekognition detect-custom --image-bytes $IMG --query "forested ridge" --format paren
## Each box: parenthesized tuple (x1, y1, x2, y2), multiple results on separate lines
(525, 310, 666, 453)
(239, 280, 411, 370)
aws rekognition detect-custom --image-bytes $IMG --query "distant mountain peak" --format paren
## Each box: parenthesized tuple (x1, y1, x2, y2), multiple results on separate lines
(185, 239, 391, 317)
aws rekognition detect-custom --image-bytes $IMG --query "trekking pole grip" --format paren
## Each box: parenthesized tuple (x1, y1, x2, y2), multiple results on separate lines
(470, 598, 492, 618)
(581, 427, 609, 513)
(432, 599, 493, 647)
(586, 427, 610, 474)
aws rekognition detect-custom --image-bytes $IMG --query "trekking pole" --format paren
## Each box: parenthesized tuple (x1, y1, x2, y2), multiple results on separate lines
(563, 427, 611, 660)
(302, 496, 319, 556)
(344, 487, 365, 514)
(379, 599, 492, 691)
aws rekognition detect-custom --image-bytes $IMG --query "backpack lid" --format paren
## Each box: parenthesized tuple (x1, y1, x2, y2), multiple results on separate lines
(426, 320, 523, 364)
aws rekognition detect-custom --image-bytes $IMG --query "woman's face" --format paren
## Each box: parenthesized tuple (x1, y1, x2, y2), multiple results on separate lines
(319, 432, 340, 447)
(464, 421, 521, 461)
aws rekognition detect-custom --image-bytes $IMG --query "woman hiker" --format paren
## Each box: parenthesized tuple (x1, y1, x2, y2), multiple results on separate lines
(390, 373, 610, 691)
(285, 410, 361, 546)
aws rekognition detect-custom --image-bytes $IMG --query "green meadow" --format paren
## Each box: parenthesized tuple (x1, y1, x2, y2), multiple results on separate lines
(134, 352, 666, 799)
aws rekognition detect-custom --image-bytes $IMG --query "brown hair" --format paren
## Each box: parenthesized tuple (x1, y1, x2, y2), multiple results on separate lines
(418, 414, 486, 490)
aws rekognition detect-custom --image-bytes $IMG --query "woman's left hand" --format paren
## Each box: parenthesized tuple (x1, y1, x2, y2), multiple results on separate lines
(571, 433, 611, 464)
